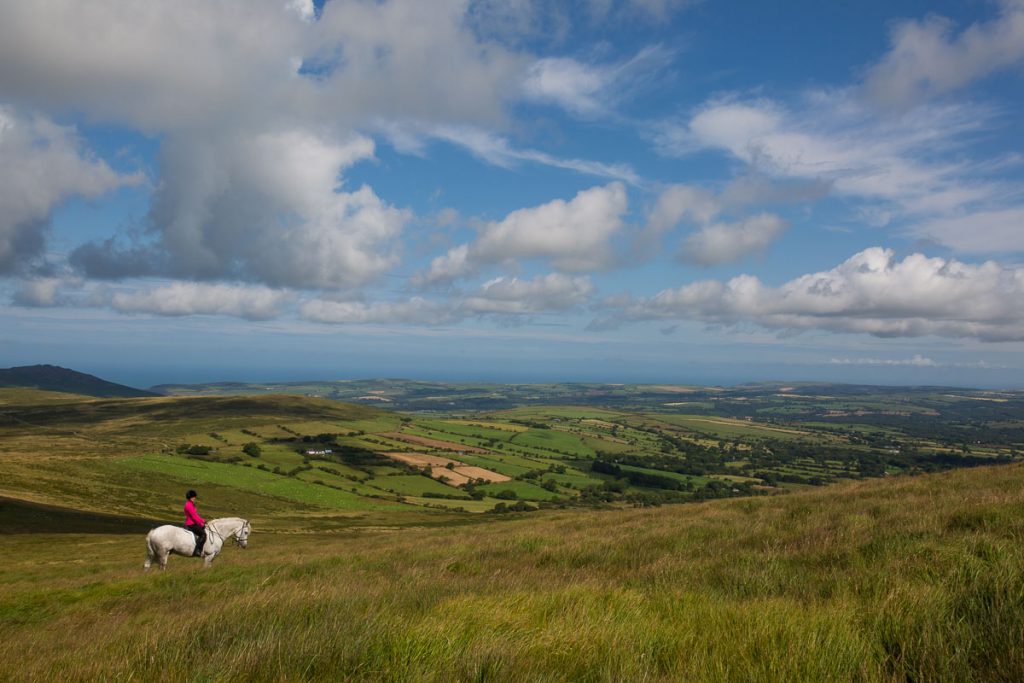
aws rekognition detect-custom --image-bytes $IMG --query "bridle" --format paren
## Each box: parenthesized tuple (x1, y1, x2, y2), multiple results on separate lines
(206, 520, 249, 548)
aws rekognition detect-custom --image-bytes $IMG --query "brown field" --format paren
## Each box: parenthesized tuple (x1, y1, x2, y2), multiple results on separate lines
(381, 452, 459, 467)
(453, 466, 510, 483)
(381, 452, 508, 487)
(380, 432, 491, 453)
(430, 467, 472, 486)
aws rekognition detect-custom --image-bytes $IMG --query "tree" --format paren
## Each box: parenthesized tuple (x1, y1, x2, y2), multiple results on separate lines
(242, 442, 262, 458)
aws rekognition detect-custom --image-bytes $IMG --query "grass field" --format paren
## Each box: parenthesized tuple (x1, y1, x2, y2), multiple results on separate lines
(2, 464, 1023, 680)
(477, 479, 563, 501)
(117, 455, 406, 512)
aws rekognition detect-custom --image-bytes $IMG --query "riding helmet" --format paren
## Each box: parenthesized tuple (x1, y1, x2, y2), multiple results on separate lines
(186, 489, 198, 499)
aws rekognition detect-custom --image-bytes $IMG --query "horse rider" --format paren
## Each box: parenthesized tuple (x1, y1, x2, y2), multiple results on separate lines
(183, 490, 206, 557)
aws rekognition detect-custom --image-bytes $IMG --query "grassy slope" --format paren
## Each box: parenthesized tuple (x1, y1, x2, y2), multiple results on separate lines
(2, 464, 1023, 681)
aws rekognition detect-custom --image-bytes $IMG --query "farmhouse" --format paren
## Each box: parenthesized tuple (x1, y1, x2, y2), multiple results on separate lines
(305, 448, 333, 456)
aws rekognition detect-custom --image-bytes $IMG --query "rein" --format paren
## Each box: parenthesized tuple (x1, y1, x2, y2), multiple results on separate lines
(206, 519, 246, 549)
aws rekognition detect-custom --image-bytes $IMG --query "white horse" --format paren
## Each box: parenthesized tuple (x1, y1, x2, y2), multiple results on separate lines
(144, 517, 251, 570)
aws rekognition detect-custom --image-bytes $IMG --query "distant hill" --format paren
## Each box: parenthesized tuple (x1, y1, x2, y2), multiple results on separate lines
(0, 365, 157, 398)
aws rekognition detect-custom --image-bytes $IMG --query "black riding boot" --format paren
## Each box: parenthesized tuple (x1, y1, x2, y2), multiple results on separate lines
(185, 524, 205, 557)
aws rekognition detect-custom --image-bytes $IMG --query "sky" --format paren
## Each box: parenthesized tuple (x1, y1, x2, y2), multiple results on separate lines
(1, 0, 1024, 389)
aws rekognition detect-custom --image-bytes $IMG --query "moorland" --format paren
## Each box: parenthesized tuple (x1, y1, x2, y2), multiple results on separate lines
(2, 372, 1023, 680)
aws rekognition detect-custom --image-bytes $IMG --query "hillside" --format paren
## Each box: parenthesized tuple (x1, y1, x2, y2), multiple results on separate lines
(2, 390, 1015, 532)
(0, 364, 156, 398)
(1, 464, 1022, 680)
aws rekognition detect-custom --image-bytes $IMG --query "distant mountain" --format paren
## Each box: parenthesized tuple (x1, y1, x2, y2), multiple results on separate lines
(0, 365, 157, 398)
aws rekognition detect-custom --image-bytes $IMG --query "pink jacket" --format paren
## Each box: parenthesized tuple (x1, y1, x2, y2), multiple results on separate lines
(184, 499, 205, 527)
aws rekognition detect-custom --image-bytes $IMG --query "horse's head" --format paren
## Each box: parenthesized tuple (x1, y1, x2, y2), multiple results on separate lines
(236, 520, 251, 549)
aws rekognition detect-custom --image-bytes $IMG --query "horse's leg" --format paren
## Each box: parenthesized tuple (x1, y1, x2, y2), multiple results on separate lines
(203, 552, 215, 568)
(159, 549, 169, 571)
(144, 536, 155, 571)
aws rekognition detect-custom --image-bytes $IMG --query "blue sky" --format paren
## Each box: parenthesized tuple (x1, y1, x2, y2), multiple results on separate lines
(1, 0, 1024, 388)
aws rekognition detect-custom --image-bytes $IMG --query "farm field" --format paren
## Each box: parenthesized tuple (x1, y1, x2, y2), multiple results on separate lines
(2, 381, 1024, 680)
(3, 384, 1022, 522)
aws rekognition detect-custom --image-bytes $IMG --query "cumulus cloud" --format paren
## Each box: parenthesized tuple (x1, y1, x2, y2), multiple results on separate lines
(0, 0, 524, 133)
(0, 108, 140, 273)
(73, 130, 409, 289)
(420, 182, 628, 284)
(595, 247, 1024, 341)
(680, 214, 788, 266)
(638, 184, 787, 264)
(646, 185, 720, 236)
(0, 0, 533, 291)
(864, 1, 1024, 108)
(111, 282, 290, 320)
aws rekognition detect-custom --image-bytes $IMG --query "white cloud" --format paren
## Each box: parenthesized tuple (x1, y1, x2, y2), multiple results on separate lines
(646, 185, 720, 235)
(0, 0, 532, 290)
(301, 272, 593, 325)
(679, 96, 986, 209)
(829, 355, 938, 367)
(522, 58, 610, 115)
(0, 0, 525, 133)
(299, 297, 457, 325)
(0, 108, 141, 273)
(10, 276, 76, 307)
(111, 282, 290, 320)
(73, 129, 410, 289)
(681, 213, 788, 266)
(521, 46, 674, 117)
(463, 273, 593, 314)
(639, 185, 787, 265)
(420, 182, 628, 284)
(864, 1, 1024, 108)
(597, 247, 1024, 341)
(661, 93, 1024, 255)
(912, 206, 1024, 254)
(399, 124, 640, 184)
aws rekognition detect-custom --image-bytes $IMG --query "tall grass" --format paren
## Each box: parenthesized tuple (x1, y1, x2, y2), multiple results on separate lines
(2, 464, 1023, 681)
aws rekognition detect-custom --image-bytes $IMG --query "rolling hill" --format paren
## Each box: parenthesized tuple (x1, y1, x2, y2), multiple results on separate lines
(2, 462, 1022, 680)
(0, 364, 156, 398)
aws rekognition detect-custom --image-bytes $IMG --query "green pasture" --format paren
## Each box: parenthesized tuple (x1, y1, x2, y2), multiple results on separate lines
(492, 406, 624, 420)
(508, 428, 594, 457)
(421, 420, 517, 442)
(652, 414, 813, 441)
(370, 475, 470, 498)
(477, 480, 563, 501)
(542, 470, 603, 489)
(116, 455, 407, 512)
(617, 464, 713, 487)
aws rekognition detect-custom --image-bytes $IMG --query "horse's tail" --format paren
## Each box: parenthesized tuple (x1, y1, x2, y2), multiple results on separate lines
(144, 529, 156, 570)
